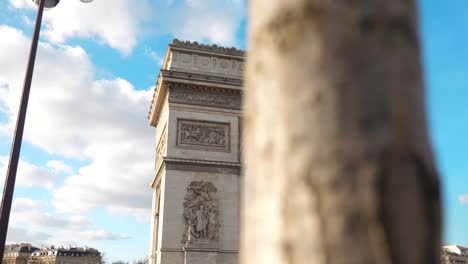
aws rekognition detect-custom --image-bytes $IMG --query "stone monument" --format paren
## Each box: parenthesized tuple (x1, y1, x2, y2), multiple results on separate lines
(147, 39, 243, 264)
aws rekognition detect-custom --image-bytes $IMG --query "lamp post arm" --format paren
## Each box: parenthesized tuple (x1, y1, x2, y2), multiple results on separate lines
(0, 0, 45, 257)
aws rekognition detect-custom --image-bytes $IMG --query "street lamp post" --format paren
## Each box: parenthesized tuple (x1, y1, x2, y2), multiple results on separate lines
(0, 0, 93, 259)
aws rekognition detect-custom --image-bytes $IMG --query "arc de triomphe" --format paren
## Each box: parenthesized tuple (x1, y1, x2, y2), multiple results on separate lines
(147, 39, 243, 264)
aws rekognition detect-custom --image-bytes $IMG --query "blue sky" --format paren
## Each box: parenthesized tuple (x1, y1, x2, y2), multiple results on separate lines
(0, 0, 466, 262)
(419, 0, 468, 246)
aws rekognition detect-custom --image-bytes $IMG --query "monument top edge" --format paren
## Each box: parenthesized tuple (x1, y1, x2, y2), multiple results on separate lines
(170, 39, 245, 57)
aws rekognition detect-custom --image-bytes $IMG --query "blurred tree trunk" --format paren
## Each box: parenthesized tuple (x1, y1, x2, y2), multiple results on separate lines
(241, 1, 441, 264)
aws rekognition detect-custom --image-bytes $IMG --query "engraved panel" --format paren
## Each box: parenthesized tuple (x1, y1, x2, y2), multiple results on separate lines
(177, 119, 230, 152)
(168, 50, 243, 77)
(181, 53, 192, 64)
(200, 56, 210, 66)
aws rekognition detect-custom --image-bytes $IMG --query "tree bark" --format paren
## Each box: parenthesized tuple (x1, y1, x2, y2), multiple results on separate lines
(241, 1, 441, 264)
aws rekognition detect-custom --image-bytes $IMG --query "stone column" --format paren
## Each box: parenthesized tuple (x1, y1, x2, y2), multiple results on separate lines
(242, 1, 441, 264)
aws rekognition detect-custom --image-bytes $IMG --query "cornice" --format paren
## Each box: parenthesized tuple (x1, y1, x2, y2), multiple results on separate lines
(148, 77, 169, 127)
(170, 39, 245, 57)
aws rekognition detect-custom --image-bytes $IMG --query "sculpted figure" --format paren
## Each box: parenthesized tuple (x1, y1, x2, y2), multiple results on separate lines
(207, 207, 218, 239)
(196, 205, 208, 238)
(182, 181, 219, 244)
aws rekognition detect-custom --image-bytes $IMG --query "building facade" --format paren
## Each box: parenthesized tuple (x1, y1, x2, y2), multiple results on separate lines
(147, 39, 243, 264)
(3, 245, 101, 264)
(441, 245, 468, 264)
(3, 244, 38, 264)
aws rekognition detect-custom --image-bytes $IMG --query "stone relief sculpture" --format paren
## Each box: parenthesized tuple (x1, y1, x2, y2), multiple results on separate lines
(181, 124, 226, 146)
(183, 181, 219, 245)
(169, 86, 241, 110)
(177, 120, 229, 151)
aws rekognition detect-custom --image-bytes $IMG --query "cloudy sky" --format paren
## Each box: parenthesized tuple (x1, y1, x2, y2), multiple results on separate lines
(0, 0, 467, 262)
(0, 0, 245, 261)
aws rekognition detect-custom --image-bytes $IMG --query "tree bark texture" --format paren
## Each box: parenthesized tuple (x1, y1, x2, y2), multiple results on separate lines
(241, 1, 441, 264)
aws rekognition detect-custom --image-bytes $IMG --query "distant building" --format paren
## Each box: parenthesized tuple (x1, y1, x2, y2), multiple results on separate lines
(3, 245, 101, 264)
(441, 245, 468, 264)
(3, 244, 39, 264)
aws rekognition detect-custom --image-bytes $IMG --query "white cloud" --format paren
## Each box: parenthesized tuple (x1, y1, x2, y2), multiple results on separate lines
(0, 25, 154, 220)
(7, 0, 246, 54)
(7, 227, 51, 244)
(459, 194, 468, 205)
(21, 15, 34, 26)
(157, 0, 246, 46)
(79, 230, 130, 241)
(12, 197, 47, 211)
(9, 0, 152, 55)
(8, 198, 128, 243)
(9, 0, 35, 9)
(10, 198, 92, 230)
(0, 156, 56, 189)
(47, 160, 73, 175)
(144, 47, 164, 67)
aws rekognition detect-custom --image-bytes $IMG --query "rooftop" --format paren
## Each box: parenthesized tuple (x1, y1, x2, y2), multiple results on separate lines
(5, 244, 38, 254)
(4, 244, 100, 255)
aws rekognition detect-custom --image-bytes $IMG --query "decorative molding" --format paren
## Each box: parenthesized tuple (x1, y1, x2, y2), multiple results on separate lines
(163, 157, 240, 168)
(177, 119, 230, 152)
(148, 82, 169, 126)
(182, 181, 220, 246)
(163, 157, 240, 174)
(161, 69, 243, 86)
(169, 83, 241, 110)
(171, 39, 244, 57)
(158, 248, 238, 254)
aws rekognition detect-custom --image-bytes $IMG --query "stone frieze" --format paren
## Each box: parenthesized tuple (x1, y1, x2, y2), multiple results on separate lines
(177, 119, 230, 151)
(169, 84, 241, 110)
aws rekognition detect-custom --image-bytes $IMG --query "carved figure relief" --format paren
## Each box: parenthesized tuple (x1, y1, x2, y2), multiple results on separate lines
(169, 85, 241, 110)
(183, 181, 219, 244)
(220, 60, 229, 69)
(177, 119, 230, 151)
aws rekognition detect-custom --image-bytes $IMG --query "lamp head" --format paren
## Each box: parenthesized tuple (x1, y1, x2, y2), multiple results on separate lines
(32, 0, 94, 8)
(32, 0, 60, 8)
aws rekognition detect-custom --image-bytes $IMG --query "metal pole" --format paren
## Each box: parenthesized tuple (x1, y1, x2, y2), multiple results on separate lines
(0, 0, 45, 259)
